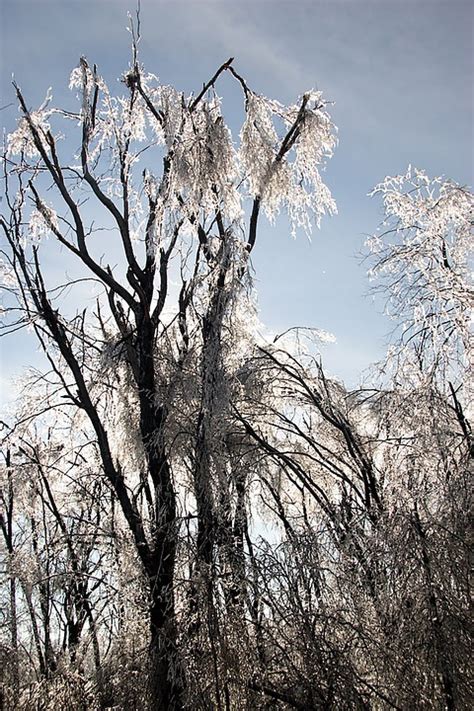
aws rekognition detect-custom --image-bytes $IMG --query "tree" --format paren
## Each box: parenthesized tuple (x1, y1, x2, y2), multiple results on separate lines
(367, 167, 473, 397)
(0, 23, 336, 709)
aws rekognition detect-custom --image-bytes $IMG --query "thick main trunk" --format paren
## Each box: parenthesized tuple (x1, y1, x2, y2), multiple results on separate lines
(147, 564, 184, 711)
(131, 316, 184, 708)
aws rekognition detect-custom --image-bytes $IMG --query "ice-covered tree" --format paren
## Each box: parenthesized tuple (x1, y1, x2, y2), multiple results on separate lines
(367, 167, 473, 396)
(0, 20, 336, 708)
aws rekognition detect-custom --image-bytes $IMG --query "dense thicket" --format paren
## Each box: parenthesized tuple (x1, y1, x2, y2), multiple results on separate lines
(1, 26, 472, 711)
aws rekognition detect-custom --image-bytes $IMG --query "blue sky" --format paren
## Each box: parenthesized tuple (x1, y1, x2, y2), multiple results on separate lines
(1, 0, 472, 403)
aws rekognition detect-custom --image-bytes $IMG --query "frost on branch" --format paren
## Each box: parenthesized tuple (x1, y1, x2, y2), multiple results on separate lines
(28, 203, 58, 244)
(7, 88, 54, 158)
(69, 56, 337, 237)
(368, 166, 473, 388)
(240, 92, 337, 235)
(168, 95, 242, 223)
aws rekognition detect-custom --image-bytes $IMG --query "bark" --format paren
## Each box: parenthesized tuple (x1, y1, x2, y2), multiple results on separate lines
(147, 584, 183, 711)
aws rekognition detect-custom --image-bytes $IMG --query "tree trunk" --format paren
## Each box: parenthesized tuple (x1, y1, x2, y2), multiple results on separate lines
(147, 563, 184, 711)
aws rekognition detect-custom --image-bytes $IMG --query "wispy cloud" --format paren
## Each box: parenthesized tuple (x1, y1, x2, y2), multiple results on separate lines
(184, 2, 307, 94)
